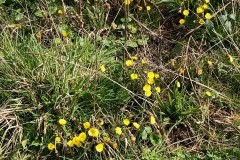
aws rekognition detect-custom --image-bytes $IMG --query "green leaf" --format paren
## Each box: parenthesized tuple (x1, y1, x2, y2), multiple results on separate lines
(144, 126, 152, 134)
(52, 38, 62, 44)
(225, 21, 232, 33)
(15, 13, 24, 21)
(21, 139, 28, 149)
(149, 133, 161, 145)
(126, 40, 138, 48)
(229, 14, 236, 20)
(48, 6, 58, 14)
(0, 0, 6, 4)
(141, 130, 148, 140)
(34, 10, 44, 17)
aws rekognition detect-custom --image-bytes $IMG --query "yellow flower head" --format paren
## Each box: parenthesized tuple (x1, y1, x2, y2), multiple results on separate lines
(67, 140, 74, 147)
(61, 31, 68, 37)
(143, 84, 151, 91)
(103, 136, 110, 142)
(88, 128, 99, 137)
(141, 58, 148, 64)
(208, 60, 213, 66)
(95, 143, 104, 152)
(124, 0, 132, 5)
(196, 7, 204, 14)
(205, 13, 212, 20)
(179, 19, 185, 25)
(205, 0, 210, 3)
(146, 6, 151, 11)
(125, 60, 134, 67)
(138, 6, 143, 11)
(147, 71, 155, 79)
(150, 115, 156, 124)
(55, 137, 61, 143)
(183, 10, 189, 16)
(123, 118, 130, 126)
(115, 127, 122, 135)
(73, 136, 82, 147)
(74, 141, 82, 147)
(205, 91, 212, 97)
(35, 32, 41, 39)
(155, 87, 161, 93)
(131, 55, 138, 60)
(48, 143, 55, 151)
(199, 18, 205, 24)
(179, 68, 184, 75)
(133, 122, 140, 129)
(147, 78, 154, 84)
(130, 73, 138, 80)
(202, 4, 209, 9)
(100, 65, 106, 72)
(78, 132, 87, 142)
(83, 122, 91, 129)
(57, 9, 63, 14)
(58, 118, 67, 125)
(97, 119, 104, 126)
(144, 90, 152, 97)
(154, 73, 160, 79)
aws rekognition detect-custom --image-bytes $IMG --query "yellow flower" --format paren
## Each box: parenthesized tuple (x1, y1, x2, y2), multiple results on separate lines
(55, 137, 61, 143)
(145, 90, 152, 97)
(183, 10, 189, 16)
(112, 142, 118, 149)
(95, 143, 104, 152)
(208, 60, 213, 66)
(125, 60, 134, 67)
(199, 18, 205, 24)
(131, 55, 138, 60)
(143, 84, 151, 91)
(83, 122, 91, 129)
(228, 55, 234, 63)
(205, 0, 210, 3)
(48, 143, 55, 151)
(205, 13, 212, 20)
(61, 31, 68, 37)
(115, 127, 122, 135)
(74, 141, 82, 147)
(155, 87, 161, 93)
(78, 132, 87, 142)
(176, 81, 181, 88)
(100, 65, 106, 72)
(205, 91, 212, 97)
(133, 122, 140, 129)
(67, 140, 74, 147)
(141, 58, 148, 64)
(103, 136, 110, 142)
(202, 4, 209, 9)
(179, 19, 185, 25)
(147, 78, 154, 84)
(146, 6, 151, 11)
(124, 0, 132, 5)
(196, 7, 204, 14)
(58, 118, 67, 125)
(147, 71, 155, 79)
(35, 32, 41, 39)
(97, 119, 104, 126)
(150, 115, 156, 125)
(123, 118, 130, 126)
(130, 73, 139, 80)
(138, 6, 143, 11)
(88, 128, 99, 137)
(111, 22, 117, 29)
(57, 9, 63, 14)
(197, 68, 203, 75)
(154, 73, 160, 79)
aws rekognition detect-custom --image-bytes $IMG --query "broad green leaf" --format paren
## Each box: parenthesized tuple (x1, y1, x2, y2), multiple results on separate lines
(126, 40, 138, 48)
(149, 133, 161, 145)
(34, 10, 44, 17)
